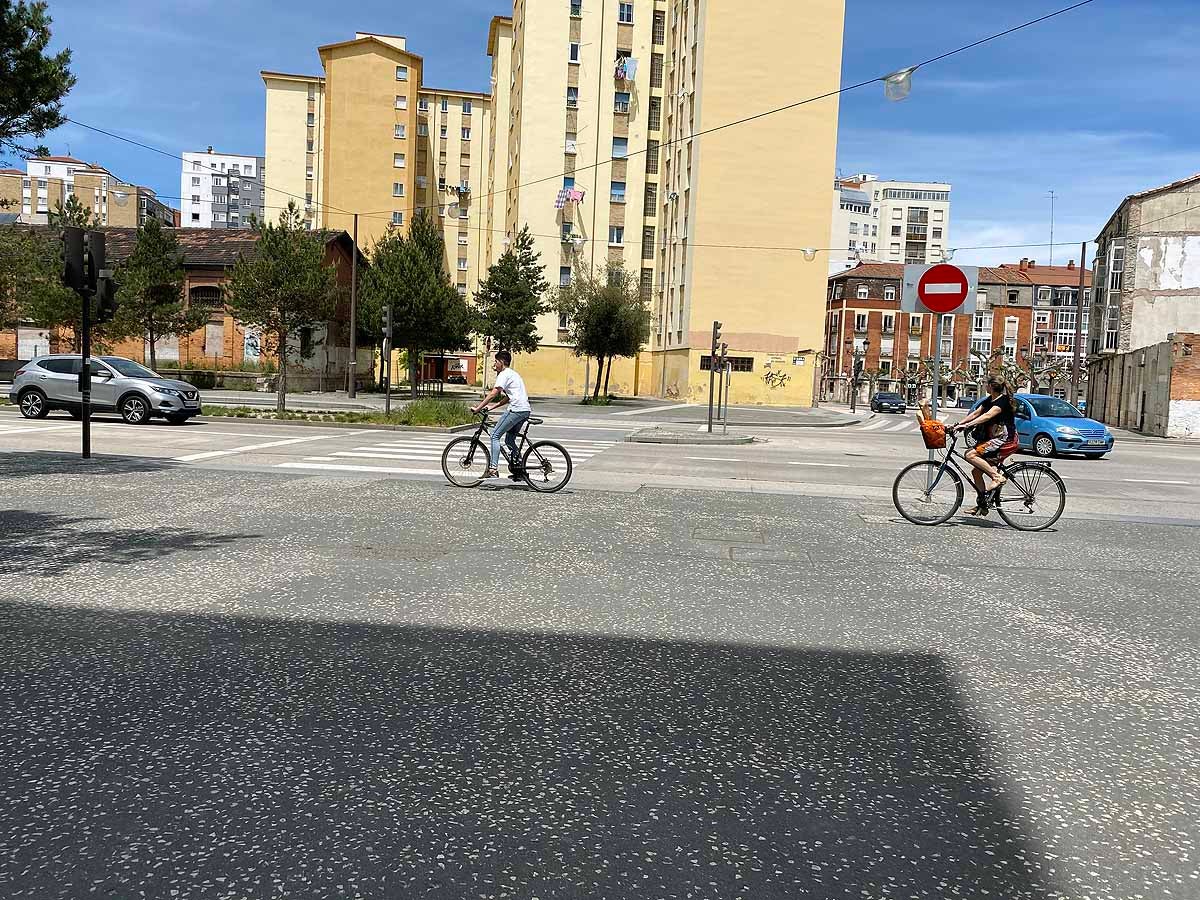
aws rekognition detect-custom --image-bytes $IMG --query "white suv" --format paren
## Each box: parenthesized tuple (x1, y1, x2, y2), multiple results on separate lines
(10, 355, 203, 425)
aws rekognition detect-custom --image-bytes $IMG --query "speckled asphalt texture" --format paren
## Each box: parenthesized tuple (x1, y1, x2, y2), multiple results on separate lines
(1, 453, 1196, 899)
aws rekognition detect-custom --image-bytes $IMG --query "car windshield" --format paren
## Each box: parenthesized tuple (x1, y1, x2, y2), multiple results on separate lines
(101, 358, 158, 379)
(1027, 397, 1082, 418)
(876, 393, 901, 400)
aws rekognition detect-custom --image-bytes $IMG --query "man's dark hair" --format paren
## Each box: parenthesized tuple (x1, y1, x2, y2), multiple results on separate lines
(495, 351, 512, 366)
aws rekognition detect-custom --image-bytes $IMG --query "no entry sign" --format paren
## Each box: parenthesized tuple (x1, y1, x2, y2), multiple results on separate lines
(901, 264, 978, 315)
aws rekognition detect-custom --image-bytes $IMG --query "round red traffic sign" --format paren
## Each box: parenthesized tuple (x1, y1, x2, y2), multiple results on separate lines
(917, 264, 970, 313)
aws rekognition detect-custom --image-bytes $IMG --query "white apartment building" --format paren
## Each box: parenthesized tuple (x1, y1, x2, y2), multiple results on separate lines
(16, 155, 173, 227)
(830, 174, 952, 270)
(180, 149, 266, 229)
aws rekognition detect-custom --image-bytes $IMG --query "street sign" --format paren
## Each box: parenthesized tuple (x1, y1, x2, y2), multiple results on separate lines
(901, 264, 978, 316)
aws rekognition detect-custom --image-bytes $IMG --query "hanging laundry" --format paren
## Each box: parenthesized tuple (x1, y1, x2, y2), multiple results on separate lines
(555, 188, 570, 209)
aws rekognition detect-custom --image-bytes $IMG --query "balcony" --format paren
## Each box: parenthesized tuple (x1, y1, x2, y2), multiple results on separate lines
(614, 100, 630, 114)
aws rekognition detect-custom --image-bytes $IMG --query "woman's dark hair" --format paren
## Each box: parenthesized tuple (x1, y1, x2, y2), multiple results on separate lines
(987, 375, 1008, 393)
(495, 350, 512, 366)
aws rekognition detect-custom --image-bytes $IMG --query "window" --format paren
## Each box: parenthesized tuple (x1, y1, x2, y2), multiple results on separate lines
(933, 210, 944, 222)
(653, 10, 666, 43)
(611, 180, 626, 202)
(441, 98, 449, 112)
(558, 312, 570, 330)
(569, 42, 581, 63)
(614, 91, 630, 114)
(571, 0, 582, 16)
(910, 313, 923, 333)
(396, 65, 408, 81)
(461, 127, 471, 141)
(564, 131, 578, 154)
(191, 212, 200, 222)
(884, 286, 896, 301)
(458, 206, 468, 220)
(440, 124, 448, 139)
(892, 209, 902, 220)
(307, 85, 316, 101)
(438, 175, 447, 191)
(191, 194, 200, 203)
(700, 356, 753, 373)
(973, 312, 993, 333)
(418, 98, 429, 112)
(394, 124, 406, 139)
(856, 285, 868, 300)
(650, 53, 663, 88)
(458, 232, 469, 245)
(648, 96, 662, 131)
(618, 2, 633, 23)
(1037, 287, 1051, 303)
(642, 226, 655, 259)
(307, 112, 315, 125)
(395, 95, 407, 110)
(1109, 244, 1125, 291)
(458, 258, 469, 271)
(191, 177, 201, 186)
(645, 139, 659, 174)
(644, 183, 657, 215)
(462, 100, 473, 114)
(393, 153, 406, 168)
(640, 268, 653, 300)
(304, 167, 313, 179)
(418, 123, 428, 137)
(566, 86, 579, 107)
(562, 222, 573, 241)
(849, 223, 859, 235)
(608, 225, 624, 245)
(392, 211, 404, 225)
(560, 266, 572, 287)
(855, 312, 868, 330)
(932, 227, 942, 239)
(612, 137, 628, 158)
(192, 161, 201, 171)
(393, 182, 405, 197)
(563, 175, 576, 190)
(882, 314, 895, 333)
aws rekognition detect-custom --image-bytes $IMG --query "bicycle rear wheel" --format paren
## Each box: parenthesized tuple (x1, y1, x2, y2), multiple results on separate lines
(522, 440, 572, 493)
(892, 460, 964, 525)
(995, 462, 1065, 531)
(441, 437, 490, 487)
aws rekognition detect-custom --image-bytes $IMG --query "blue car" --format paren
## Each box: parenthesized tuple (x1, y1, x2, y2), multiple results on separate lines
(971, 393, 1114, 459)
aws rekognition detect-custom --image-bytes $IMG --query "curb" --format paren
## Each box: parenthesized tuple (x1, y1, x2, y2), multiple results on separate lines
(669, 418, 861, 428)
(196, 415, 477, 434)
(626, 429, 756, 446)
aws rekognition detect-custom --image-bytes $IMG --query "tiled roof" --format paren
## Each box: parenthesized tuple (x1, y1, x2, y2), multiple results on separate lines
(97, 226, 359, 268)
(1128, 172, 1200, 200)
(0, 168, 25, 175)
(995, 262, 1092, 286)
(30, 155, 88, 164)
(828, 263, 904, 280)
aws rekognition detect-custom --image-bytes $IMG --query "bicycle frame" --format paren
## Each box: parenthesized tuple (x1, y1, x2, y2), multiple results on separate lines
(922, 429, 1049, 506)
(467, 414, 534, 468)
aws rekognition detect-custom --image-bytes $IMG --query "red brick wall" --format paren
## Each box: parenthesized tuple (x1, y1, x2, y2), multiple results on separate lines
(1170, 333, 1200, 401)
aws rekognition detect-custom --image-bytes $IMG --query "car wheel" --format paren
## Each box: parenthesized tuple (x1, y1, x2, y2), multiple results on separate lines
(165, 414, 189, 425)
(119, 394, 150, 425)
(18, 389, 49, 419)
(1032, 433, 1056, 458)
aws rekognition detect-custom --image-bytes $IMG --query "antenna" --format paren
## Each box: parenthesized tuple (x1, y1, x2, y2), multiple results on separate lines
(1048, 189, 1056, 267)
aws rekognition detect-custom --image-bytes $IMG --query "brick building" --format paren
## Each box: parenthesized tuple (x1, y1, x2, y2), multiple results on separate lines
(825, 259, 1091, 405)
(1, 226, 368, 391)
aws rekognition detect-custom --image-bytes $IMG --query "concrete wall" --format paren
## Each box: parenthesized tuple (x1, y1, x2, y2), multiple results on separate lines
(1088, 331, 1198, 437)
(1130, 234, 1200, 349)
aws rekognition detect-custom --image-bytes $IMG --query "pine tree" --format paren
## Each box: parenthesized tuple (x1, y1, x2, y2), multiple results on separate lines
(0, 1, 74, 161)
(475, 225, 549, 355)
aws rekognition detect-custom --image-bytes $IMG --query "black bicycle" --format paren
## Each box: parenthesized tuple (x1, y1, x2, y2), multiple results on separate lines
(892, 427, 1066, 531)
(441, 413, 573, 492)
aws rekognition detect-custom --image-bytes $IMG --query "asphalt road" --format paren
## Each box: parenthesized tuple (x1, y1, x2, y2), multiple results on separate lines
(0, 447, 1196, 899)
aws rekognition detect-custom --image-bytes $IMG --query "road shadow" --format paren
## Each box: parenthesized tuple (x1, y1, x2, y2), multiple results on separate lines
(0, 603, 1064, 899)
(0, 450, 184, 482)
(0, 509, 261, 578)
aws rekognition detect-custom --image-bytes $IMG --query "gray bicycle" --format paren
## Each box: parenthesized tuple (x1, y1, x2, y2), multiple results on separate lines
(892, 427, 1066, 531)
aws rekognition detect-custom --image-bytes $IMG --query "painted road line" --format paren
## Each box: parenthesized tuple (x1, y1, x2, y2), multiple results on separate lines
(336, 449, 598, 461)
(683, 456, 742, 462)
(886, 422, 911, 432)
(173, 430, 370, 462)
(1123, 479, 1192, 485)
(787, 461, 852, 467)
(858, 420, 890, 432)
(614, 402, 694, 417)
(305, 457, 338, 462)
(277, 462, 439, 476)
(0, 424, 78, 437)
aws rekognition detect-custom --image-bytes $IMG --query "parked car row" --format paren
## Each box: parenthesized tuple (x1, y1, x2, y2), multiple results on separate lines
(10, 355, 203, 425)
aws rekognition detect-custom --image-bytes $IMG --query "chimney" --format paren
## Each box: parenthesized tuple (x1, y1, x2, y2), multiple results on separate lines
(1028, 260, 1036, 268)
(1067, 259, 1075, 269)
(207, 146, 213, 154)
(1019, 258, 1029, 269)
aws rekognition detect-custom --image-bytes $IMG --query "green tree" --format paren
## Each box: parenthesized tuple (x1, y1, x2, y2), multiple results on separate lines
(1, 224, 90, 349)
(224, 202, 337, 412)
(47, 194, 101, 228)
(108, 218, 204, 370)
(475, 225, 549, 355)
(0, 1, 74, 168)
(554, 262, 650, 399)
(361, 210, 473, 398)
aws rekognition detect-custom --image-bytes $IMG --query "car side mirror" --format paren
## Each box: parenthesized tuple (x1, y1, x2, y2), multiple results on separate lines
(95, 370, 113, 379)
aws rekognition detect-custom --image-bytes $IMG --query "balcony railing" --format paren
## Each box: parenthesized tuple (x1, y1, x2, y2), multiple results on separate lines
(614, 101, 630, 114)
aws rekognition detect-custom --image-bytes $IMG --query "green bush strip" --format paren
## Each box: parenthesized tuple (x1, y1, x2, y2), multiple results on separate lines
(200, 397, 476, 428)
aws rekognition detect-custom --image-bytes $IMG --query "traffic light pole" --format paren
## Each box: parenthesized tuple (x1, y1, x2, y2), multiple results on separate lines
(348, 213, 359, 399)
(80, 282, 92, 459)
(707, 321, 721, 434)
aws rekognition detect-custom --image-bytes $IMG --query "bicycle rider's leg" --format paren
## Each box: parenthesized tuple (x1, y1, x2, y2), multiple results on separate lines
(504, 411, 530, 467)
(490, 411, 517, 471)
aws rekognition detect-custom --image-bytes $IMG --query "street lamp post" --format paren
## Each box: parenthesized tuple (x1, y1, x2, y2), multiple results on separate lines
(847, 338, 871, 412)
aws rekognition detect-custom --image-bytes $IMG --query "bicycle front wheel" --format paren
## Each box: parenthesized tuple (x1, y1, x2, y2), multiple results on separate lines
(995, 462, 1066, 531)
(892, 460, 964, 526)
(441, 437, 490, 487)
(522, 440, 573, 493)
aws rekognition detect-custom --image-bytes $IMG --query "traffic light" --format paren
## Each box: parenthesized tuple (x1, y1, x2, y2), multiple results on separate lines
(62, 226, 85, 292)
(381, 305, 393, 340)
(711, 320, 722, 355)
(95, 272, 119, 324)
(84, 230, 105, 296)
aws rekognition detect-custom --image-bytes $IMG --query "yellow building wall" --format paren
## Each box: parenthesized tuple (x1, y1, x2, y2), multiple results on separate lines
(320, 40, 422, 249)
(263, 74, 324, 228)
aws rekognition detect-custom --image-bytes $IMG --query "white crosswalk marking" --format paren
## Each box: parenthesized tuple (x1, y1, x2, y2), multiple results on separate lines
(276, 434, 616, 477)
(886, 422, 910, 432)
(859, 420, 891, 431)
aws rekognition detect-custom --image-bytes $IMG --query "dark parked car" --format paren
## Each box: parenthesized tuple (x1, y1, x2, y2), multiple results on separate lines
(870, 391, 907, 414)
(446, 374, 467, 385)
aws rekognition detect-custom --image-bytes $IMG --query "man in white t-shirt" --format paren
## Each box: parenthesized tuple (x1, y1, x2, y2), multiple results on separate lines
(471, 350, 531, 478)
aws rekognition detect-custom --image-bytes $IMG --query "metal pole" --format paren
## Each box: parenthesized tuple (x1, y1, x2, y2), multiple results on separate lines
(1070, 240, 1087, 405)
(80, 282, 91, 460)
(706, 322, 718, 434)
(928, 318, 942, 462)
(348, 213, 358, 398)
(383, 332, 391, 416)
(722, 363, 731, 435)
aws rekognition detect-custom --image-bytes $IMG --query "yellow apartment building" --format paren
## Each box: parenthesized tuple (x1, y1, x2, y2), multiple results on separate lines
(261, 71, 326, 229)
(262, 1, 844, 404)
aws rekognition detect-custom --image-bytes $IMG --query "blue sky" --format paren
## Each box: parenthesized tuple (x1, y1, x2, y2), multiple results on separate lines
(23, 0, 1200, 266)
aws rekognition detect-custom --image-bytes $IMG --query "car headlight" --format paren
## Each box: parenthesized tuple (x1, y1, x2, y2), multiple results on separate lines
(1055, 425, 1080, 436)
(155, 387, 184, 398)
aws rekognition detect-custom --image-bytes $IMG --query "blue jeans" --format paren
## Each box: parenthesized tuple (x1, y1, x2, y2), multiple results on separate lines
(490, 409, 530, 469)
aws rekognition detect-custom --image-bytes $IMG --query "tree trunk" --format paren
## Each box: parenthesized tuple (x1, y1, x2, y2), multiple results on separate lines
(592, 354, 605, 399)
(148, 334, 157, 372)
(603, 355, 613, 397)
(409, 345, 419, 400)
(277, 333, 288, 414)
